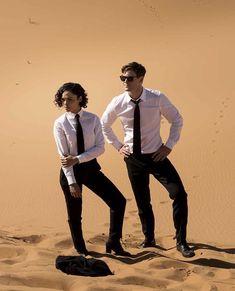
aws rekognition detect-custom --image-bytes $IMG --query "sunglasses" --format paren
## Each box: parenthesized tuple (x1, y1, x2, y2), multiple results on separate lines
(120, 75, 137, 82)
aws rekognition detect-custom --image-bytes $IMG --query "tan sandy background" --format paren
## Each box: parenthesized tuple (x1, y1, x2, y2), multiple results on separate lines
(0, 0, 235, 290)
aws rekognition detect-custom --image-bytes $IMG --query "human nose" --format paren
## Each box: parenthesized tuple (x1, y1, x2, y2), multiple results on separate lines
(123, 78, 128, 83)
(63, 99, 69, 106)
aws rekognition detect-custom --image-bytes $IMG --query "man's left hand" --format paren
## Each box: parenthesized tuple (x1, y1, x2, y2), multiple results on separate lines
(61, 155, 79, 167)
(152, 145, 171, 162)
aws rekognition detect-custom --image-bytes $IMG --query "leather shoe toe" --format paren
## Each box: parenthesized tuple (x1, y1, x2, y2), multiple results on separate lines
(177, 243, 195, 258)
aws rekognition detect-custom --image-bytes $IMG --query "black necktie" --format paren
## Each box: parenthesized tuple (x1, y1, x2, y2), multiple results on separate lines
(131, 99, 141, 156)
(75, 114, 85, 154)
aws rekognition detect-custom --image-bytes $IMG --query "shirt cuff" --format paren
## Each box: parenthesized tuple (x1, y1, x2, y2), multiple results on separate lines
(165, 140, 175, 150)
(113, 140, 124, 151)
(77, 154, 84, 163)
(67, 175, 77, 185)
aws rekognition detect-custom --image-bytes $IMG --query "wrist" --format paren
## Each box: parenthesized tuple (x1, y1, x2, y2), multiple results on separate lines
(118, 144, 124, 152)
(76, 157, 80, 164)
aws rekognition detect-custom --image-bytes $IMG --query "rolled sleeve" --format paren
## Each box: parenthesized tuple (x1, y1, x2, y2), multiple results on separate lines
(160, 94, 183, 149)
(53, 120, 76, 185)
(101, 100, 123, 150)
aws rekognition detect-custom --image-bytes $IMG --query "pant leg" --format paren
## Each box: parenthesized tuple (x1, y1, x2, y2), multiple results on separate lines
(150, 158, 188, 244)
(82, 170, 126, 241)
(124, 156, 155, 241)
(60, 171, 87, 252)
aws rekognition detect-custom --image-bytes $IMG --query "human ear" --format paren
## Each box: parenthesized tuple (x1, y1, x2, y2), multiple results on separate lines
(139, 76, 144, 83)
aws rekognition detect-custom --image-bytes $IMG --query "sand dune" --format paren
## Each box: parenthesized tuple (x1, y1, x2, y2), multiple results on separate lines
(0, 0, 235, 290)
(1, 227, 234, 290)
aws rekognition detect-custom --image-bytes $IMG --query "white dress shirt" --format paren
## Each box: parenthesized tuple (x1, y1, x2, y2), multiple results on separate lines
(101, 88, 183, 153)
(53, 109, 105, 185)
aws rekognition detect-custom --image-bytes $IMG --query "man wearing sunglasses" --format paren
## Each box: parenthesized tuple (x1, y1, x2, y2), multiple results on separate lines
(101, 62, 195, 258)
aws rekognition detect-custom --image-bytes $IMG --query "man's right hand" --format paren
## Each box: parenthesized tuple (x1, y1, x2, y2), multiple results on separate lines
(69, 183, 82, 198)
(118, 144, 131, 157)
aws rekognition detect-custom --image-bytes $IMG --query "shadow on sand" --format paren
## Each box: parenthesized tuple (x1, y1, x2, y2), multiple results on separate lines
(89, 242, 235, 269)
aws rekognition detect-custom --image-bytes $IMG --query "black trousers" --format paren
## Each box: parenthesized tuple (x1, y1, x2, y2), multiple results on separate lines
(60, 159, 126, 252)
(124, 154, 188, 244)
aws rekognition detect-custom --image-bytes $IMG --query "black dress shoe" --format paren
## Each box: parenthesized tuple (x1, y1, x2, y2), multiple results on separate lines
(139, 239, 156, 248)
(106, 240, 131, 256)
(176, 243, 195, 258)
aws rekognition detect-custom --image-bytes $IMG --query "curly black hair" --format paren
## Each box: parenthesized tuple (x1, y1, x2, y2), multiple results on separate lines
(54, 82, 88, 108)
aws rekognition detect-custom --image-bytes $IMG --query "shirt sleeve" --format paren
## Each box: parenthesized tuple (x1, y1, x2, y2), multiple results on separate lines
(101, 99, 123, 150)
(77, 116, 105, 163)
(53, 120, 76, 185)
(159, 94, 183, 149)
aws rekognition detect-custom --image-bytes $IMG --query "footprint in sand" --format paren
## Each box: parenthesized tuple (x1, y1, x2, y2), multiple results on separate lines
(0, 246, 26, 260)
(0, 245, 27, 265)
(55, 238, 73, 249)
(206, 271, 215, 277)
(211, 97, 231, 151)
(129, 210, 138, 215)
(133, 230, 142, 235)
(150, 259, 188, 270)
(166, 268, 190, 282)
(111, 275, 167, 289)
(132, 222, 141, 228)
(87, 234, 107, 245)
(160, 200, 169, 204)
(192, 266, 215, 277)
(12, 234, 46, 244)
(137, 0, 164, 28)
(0, 273, 64, 290)
(28, 17, 39, 25)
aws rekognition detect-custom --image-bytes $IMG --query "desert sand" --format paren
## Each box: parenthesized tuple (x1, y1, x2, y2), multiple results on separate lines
(0, 0, 235, 290)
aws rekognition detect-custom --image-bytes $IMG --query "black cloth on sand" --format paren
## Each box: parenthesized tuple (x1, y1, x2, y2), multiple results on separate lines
(55, 255, 113, 277)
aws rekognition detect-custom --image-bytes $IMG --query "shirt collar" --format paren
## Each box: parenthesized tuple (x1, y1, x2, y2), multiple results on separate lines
(125, 87, 146, 103)
(66, 108, 84, 120)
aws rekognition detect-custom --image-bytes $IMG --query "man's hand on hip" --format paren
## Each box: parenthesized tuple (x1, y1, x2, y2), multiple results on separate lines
(119, 144, 131, 157)
(152, 145, 171, 162)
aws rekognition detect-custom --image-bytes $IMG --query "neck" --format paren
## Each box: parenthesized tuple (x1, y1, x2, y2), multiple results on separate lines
(70, 109, 81, 115)
(128, 87, 143, 100)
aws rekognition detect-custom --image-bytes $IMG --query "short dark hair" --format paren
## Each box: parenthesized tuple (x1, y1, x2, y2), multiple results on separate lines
(121, 62, 146, 78)
(54, 82, 88, 108)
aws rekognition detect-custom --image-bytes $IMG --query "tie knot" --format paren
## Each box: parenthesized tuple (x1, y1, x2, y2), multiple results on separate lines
(131, 99, 141, 105)
(76, 114, 80, 121)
